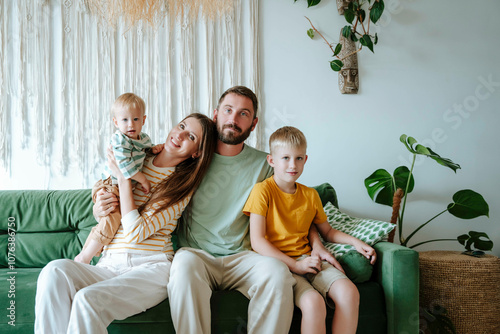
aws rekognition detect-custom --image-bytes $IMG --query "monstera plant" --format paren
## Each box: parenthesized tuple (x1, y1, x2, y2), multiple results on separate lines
(364, 135, 492, 253)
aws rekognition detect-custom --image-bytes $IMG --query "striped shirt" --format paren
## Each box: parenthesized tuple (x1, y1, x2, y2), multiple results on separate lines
(103, 130, 153, 181)
(103, 156, 191, 256)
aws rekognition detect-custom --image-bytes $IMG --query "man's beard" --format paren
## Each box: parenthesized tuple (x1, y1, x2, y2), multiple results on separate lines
(217, 123, 253, 145)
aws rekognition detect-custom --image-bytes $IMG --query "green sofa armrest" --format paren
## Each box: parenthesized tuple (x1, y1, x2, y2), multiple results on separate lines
(373, 241, 419, 334)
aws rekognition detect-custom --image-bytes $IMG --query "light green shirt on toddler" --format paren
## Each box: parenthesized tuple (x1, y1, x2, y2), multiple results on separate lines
(177, 144, 273, 257)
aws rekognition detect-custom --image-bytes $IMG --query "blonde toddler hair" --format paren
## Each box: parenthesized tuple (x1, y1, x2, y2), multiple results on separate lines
(111, 93, 146, 116)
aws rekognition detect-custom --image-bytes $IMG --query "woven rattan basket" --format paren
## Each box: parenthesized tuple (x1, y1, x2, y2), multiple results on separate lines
(419, 251, 500, 334)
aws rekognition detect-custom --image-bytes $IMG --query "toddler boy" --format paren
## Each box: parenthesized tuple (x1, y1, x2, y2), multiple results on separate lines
(243, 126, 376, 334)
(75, 93, 160, 264)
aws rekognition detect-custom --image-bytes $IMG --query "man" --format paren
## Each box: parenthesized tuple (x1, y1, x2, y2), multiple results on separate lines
(168, 86, 295, 333)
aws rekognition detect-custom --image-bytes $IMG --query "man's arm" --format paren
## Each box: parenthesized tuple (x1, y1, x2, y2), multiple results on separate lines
(249, 213, 321, 275)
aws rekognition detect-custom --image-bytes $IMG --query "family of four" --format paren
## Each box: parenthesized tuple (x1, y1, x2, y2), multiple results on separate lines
(34, 86, 376, 334)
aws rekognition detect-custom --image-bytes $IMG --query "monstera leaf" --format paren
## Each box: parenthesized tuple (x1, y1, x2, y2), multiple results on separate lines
(447, 190, 489, 219)
(400, 134, 461, 172)
(364, 166, 414, 206)
(364, 134, 492, 251)
(458, 231, 493, 252)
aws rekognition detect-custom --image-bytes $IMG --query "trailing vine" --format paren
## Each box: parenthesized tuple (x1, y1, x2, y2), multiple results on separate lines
(296, 0, 385, 71)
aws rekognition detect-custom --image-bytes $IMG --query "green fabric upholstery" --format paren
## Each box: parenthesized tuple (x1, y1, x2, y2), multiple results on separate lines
(0, 190, 94, 268)
(373, 241, 420, 334)
(312, 183, 339, 208)
(0, 186, 419, 334)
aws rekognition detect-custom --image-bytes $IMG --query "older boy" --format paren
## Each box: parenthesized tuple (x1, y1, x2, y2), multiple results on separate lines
(243, 126, 376, 334)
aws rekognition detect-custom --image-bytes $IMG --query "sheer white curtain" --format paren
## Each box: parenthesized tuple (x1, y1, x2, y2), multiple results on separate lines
(0, 0, 261, 188)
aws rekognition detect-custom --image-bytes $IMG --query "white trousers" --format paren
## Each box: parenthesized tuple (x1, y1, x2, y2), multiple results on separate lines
(35, 253, 171, 334)
(167, 248, 295, 334)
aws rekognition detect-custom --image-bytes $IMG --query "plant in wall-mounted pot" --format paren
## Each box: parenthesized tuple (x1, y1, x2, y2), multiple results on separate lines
(364, 134, 493, 253)
(298, 0, 385, 72)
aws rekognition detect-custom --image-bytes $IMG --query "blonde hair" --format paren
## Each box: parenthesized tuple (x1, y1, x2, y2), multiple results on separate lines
(111, 93, 146, 116)
(269, 126, 307, 155)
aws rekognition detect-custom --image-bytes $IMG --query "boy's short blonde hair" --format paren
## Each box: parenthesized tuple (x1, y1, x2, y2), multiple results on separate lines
(269, 126, 307, 155)
(111, 93, 146, 116)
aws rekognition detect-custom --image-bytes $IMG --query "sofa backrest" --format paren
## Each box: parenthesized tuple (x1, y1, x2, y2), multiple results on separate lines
(312, 183, 339, 209)
(0, 184, 339, 268)
(0, 189, 95, 268)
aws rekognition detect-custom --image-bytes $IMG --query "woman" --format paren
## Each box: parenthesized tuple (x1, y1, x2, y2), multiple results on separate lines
(35, 113, 217, 334)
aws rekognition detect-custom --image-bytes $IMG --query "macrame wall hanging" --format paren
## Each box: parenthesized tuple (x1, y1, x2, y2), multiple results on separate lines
(0, 0, 261, 188)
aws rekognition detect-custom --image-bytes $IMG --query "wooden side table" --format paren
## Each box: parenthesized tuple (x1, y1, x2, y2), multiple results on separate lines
(419, 251, 500, 334)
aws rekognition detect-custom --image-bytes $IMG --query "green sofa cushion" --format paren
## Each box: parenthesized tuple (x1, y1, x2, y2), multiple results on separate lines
(312, 183, 339, 208)
(339, 250, 374, 283)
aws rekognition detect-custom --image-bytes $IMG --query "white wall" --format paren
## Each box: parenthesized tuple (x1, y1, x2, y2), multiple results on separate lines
(2, 0, 499, 256)
(260, 0, 500, 256)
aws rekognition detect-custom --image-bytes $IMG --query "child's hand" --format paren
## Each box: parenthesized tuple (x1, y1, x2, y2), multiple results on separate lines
(354, 241, 377, 265)
(151, 143, 164, 154)
(311, 247, 345, 274)
(139, 179, 151, 194)
(293, 256, 323, 275)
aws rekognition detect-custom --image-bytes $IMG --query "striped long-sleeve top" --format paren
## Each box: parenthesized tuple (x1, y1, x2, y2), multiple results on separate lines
(103, 156, 190, 256)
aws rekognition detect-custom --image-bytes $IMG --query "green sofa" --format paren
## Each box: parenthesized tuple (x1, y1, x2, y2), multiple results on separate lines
(0, 185, 419, 333)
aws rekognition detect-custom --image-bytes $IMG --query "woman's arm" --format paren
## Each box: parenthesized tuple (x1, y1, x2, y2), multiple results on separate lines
(107, 146, 189, 243)
(249, 213, 321, 275)
(107, 147, 137, 217)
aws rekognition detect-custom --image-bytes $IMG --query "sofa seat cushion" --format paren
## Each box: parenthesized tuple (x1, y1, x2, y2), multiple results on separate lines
(1, 267, 387, 334)
(0, 268, 41, 331)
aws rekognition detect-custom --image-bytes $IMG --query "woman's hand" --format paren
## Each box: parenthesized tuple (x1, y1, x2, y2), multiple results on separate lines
(93, 189, 119, 220)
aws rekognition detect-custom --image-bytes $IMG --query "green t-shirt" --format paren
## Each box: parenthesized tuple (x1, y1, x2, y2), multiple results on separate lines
(177, 144, 273, 257)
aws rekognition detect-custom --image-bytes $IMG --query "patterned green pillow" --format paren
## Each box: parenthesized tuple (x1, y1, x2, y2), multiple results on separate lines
(323, 242, 356, 259)
(323, 201, 395, 246)
(321, 202, 395, 283)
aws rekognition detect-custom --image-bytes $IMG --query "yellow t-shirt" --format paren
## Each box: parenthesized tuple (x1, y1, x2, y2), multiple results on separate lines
(243, 177, 327, 258)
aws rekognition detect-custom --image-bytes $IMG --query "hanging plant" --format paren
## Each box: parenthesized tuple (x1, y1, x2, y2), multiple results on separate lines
(297, 0, 385, 71)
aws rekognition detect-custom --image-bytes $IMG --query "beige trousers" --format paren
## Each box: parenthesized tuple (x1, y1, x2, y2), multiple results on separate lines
(167, 247, 295, 334)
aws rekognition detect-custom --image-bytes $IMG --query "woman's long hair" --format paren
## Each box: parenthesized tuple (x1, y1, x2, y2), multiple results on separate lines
(137, 113, 217, 216)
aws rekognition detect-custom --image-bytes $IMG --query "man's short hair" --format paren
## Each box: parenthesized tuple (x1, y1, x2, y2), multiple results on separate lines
(269, 126, 307, 155)
(111, 93, 146, 116)
(217, 86, 258, 119)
